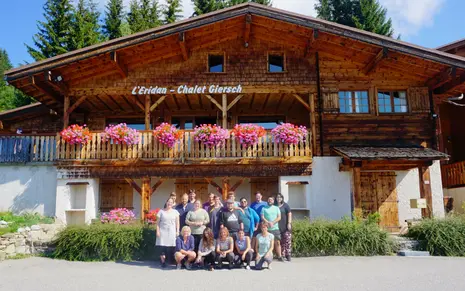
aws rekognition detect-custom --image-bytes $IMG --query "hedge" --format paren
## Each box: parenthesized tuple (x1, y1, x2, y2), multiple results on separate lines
(405, 215, 465, 256)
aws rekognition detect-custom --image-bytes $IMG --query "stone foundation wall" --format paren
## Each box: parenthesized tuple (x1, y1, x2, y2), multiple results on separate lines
(0, 224, 64, 261)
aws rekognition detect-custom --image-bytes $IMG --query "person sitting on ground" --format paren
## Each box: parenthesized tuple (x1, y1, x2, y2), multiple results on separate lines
(156, 198, 179, 268)
(239, 197, 260, 238)
(254, 222, 274, 270)
(188, 189, 196, 204)
(195, 227, 216, 271)
(234, 229, 253, 270)
(208, 195, 223, 239)
(185, 199, 210, 253)
(215, 227, 234, 270)
(261, 196, 283, 261)
(220, 199, 243, 240)
(174, 226, 196, 270)
(276, 193, 293, 262)
(175, 193, 193, 228)
(163, 192, 177, 208)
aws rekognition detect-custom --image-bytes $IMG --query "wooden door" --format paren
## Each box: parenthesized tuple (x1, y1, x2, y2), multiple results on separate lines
(175, 179, 209, 203)
(100, 182, 133, 212)
(250, 177, 279, 202)
(360, 172, 399, 231)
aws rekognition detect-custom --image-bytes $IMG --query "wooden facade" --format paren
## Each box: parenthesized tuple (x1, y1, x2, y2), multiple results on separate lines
(2, 3, 464, 222)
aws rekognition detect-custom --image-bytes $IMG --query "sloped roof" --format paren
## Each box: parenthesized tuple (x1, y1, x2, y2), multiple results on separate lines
(333, 146, 449, 161)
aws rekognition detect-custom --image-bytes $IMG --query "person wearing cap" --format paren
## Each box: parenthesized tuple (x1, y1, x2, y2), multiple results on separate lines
(220, 199, 243, 240)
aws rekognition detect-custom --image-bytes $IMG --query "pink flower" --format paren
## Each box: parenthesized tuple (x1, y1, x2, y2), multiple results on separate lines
(193, 124, 229, 148)
(153, 123, 183, 148)
(102, 123, 140, 145)
(271, 123, 308, 145)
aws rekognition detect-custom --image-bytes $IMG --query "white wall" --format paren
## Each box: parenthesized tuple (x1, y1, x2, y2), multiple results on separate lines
(0, 165, 57, 216)
(395, 169, 422, 227)
(444, 187, 465, 214)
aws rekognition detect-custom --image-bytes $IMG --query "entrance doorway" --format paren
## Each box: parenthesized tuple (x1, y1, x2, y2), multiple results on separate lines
(360, 172, 400, 231)
(100, 181, 133, 212)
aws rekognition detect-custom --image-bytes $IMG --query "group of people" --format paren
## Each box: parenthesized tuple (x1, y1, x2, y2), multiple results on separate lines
(155, 189, 292, 271)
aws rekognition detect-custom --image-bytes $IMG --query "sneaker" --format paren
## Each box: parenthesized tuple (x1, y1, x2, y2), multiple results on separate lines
(286, 256, 292, 262)
(278, 257, 285, 262)
(268, 265, 272, 270)
(185, 262, 192, 270)
(209, 266, 215, 271)
(245, 265, 250, 270)
(176, 263, 182, 270)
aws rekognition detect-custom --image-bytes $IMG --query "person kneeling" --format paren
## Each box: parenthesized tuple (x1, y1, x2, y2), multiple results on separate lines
(254, 223, 274, 270)
(195, 227, 216, 271)
(234, 229, 253, 270)
(215, 227, 234, 269)
(175, 226, 196, 270)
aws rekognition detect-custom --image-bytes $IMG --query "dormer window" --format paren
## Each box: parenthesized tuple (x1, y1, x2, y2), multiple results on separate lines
(268, 53, 285, 72)
(208, 54, 224, 73)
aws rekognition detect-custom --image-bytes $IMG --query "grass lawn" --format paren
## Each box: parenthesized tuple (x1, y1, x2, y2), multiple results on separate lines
(0, 212, 54, 235)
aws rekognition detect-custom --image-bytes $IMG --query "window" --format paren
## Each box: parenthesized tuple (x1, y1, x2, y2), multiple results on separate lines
(338, 91, 369, 113)
(172, 116, 217, 130)
(268, 53, 285, 72)
(106, 118, 150, 130)
(238, 116, 285, 130)
(208, 54, 224, 73)
(378, 91, 408, 113)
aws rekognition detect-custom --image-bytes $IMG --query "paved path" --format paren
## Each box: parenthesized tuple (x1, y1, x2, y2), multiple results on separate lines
(1, 256, 465, 291)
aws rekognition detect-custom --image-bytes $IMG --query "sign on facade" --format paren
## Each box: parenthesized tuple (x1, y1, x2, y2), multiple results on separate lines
(132, 84, 243, 95)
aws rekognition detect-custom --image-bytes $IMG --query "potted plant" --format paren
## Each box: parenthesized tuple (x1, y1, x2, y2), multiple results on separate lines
(100, 208, 136, 224)
(193, 124, 230, 148)
(153, 123, 183, 148)
(271, 123, 308, 145)
(145, 209, 161, 224)
(103, 123, 140, 145)
(60, 124, 92, 145)
(231, 124, 266, 147)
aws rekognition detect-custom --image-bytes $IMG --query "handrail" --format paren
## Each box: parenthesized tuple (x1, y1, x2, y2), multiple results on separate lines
(442, 161, 465, 189)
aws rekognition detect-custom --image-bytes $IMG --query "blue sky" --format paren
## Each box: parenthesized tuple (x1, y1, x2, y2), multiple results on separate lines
(1, 0, 464, 68)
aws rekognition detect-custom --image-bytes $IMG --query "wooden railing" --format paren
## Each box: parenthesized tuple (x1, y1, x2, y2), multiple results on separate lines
(1, 131, 312, 163)
(442, 161, 465, 188)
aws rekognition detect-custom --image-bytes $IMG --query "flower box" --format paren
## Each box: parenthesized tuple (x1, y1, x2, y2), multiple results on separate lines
(153, 123, 183, 148)
(231, 124, 266, 147)
(271, 123, 308, 145)
(193, 124, 229, 148)
(103, 123, 140, 145)
(60, 124, 92, 145)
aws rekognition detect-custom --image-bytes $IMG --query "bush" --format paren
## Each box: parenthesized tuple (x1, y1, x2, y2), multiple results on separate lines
(405, 216, 465, 256)
(292, 218, 396, 256)
(52, 224, 157, 261)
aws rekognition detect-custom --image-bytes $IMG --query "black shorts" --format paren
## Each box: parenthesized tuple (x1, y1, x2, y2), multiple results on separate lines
(269, 229, 281, 240)
(158, 246, 175, 256)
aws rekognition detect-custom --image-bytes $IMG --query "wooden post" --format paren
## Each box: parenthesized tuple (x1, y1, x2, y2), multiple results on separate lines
(309, 92, 317, 156)
(352, 167, 362, 217)
(222, 94, 228, 129)
(63, 94, 70, 129)
(222, 177, 230, 201)
(418, 166, 433, 218)
(141, 177, 151, 220)
(145, 95, 151, 130)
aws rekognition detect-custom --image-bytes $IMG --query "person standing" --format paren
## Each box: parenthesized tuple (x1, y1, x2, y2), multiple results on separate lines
(276, 193, 292, 262)
(156, 198, 180, 268)
(175, 194, 194, 228)
(254, 222, 274, 270)
(186, 200, 210, 252)
(234, 229, 253, 270)
(208, 195, 223, 239)
(202, 193, 215, 211)
(250, 192, 267, 218)
(261, 196, 282, 261)
(220, 199, 243, 240)
(174, 226, 196, 270)
(239, 197, 259, 237)
(163, 192, 177, 208)
(215, 227, 234, 269)
(188, 189, 196, 204)
(195, 227, 216, 271)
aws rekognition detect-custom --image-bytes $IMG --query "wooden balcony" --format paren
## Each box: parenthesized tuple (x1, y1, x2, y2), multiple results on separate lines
(442, 161, 465, 189)
(0, 131, 312, 165)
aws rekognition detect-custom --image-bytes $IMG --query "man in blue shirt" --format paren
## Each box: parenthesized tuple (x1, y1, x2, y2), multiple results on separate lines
(175, 193, 193, 228)
(250, 192, 267, 218)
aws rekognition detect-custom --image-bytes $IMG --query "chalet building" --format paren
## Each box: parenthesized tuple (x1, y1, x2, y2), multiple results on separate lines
(436, 39, 465, 213)
(0, 3, 462, 231)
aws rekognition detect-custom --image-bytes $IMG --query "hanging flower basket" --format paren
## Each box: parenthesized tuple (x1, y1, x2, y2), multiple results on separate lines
(60, 124, 92, 145)
(145, 208, 161, 224)
(103, 123, 140, 145)
(271, 123, 308, 145)
(231, 124, 266, 147)
(100, 208, 136, 224)
(153, 123, 183, 148)
(193, 124, 230, 148)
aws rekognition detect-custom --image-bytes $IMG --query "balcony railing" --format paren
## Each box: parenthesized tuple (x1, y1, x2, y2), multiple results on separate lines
(442, 161, 465, 188)
(0, 131, 312, 164)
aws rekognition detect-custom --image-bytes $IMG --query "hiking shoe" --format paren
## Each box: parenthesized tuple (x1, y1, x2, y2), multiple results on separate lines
(176, 263, 182, 270)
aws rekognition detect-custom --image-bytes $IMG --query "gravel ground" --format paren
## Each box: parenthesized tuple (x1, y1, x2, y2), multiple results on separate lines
(1, 256, 465, 291)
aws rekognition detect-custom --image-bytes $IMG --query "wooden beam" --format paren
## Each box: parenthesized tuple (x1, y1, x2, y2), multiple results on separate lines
(30, 75, 63, 105)
(426, 66, 456, 89)
(418, 166, 433, 218)
(130, 95, 145, 111)
(222, 94, 228, 128)
(67, 95, 88, 115)
(434, 71, 465, 95)
(151, 178, 165, 195)
(352, 167, 362, 216)
(150, 95, 167, 112)
(178, 32, 188, 61)
(205, 178, 222, 195)
(125, 178, 141, 195)
(109, 51, 128, 78)
(226, 94, 244, 111)
(145, 95, 151, 130)
(204, 95, 223, 111)
(292, 94, 311, 111)
(230, 178, 244, 192)
(44, 71, 68, 95)
(244, 14, 252, 47)
(305, 29, 319, 56)
(141, 177, 151, 220)
(222, 177, 230, 201)
(63, 95, 70, 129)
(363, 47, 388, 75)
(309, 93, 317, 155)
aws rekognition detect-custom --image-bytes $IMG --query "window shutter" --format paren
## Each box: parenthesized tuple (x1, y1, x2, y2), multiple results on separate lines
(321, 86, 339, 113)
(408, 87, 430, 113)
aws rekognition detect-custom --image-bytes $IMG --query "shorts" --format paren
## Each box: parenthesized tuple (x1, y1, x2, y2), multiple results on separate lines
(158, 246, 175, 257)
(269, 229, 281, 240)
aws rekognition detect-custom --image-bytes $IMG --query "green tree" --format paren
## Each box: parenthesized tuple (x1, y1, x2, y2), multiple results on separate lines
(26, 0, 74, 61)
(315, 0, 394, 37)
(0, 49, 34, 111)
(163, 0, 183, 24)
(192, 0, 225, 16)
(128, 0, 161, 33)
(127, 0, 143, 33)
(103, 0, 124, 40)
(70, 0, 102, 50)
(251, 0, 272, 5)
(226, 0, 272, 6)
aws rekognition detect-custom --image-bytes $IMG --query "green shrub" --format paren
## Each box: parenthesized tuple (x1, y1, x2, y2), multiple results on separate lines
(405, 216, 465, 256)
(0, 211, 54, 234)
(52, 224, 157, 261)
(292, 218, 396, 256)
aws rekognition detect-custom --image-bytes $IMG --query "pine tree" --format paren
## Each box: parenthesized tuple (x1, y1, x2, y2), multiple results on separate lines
(226, 0, 271, 6)
(251, 0, 272, 5)
(353, 0, 394, 37)
(103, 0, 124, 40)
(127, 0, 144, 33)
(147, 0, 162, 28)
(70, 0, 102, 50)
(163, 0, 183, 24)
(26, 0, 74, 61)
(128, 0, 161, 33)
(192, 0, 224, 16)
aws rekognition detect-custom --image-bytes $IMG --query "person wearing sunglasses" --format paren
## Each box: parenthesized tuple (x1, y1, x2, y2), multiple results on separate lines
(239, 197, 260, 238)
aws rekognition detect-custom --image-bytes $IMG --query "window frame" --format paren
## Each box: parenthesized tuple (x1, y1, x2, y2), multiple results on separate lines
(338, 90, 370, 114)
(377, 90, 408, 114)
(207, 52, 226, 73)
(267, 52, 286, 73)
